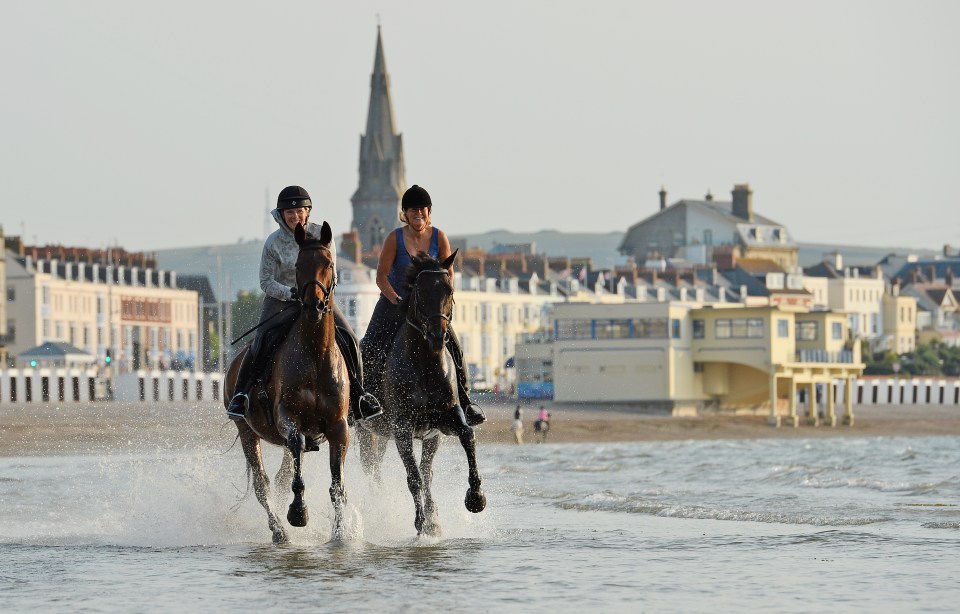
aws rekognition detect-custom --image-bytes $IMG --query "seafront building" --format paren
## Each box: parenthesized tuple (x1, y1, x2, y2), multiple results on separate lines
(3, 240, 200, 372)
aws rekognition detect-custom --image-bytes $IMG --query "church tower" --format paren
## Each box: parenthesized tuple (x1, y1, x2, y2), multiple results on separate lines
(350, 27, 406, 252)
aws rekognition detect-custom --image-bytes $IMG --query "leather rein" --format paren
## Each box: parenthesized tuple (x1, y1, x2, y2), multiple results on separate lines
(296, 243, 336, 317)
(405, 269, 453, 341)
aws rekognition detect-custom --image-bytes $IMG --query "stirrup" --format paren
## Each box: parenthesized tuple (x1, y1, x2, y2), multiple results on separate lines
(464, 402, 485, 426)
(226, 392, 249, 420)
(357, 392, 383, 421)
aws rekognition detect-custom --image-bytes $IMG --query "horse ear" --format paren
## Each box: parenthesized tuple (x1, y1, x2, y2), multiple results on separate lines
(320, 221, 332, 245)
(294, 222, 306, 246)
(441, 248, 458, 271)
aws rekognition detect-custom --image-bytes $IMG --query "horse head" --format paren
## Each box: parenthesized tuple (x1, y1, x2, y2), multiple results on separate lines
(294, 221, 335, 322)
(402, 249, 458, 354)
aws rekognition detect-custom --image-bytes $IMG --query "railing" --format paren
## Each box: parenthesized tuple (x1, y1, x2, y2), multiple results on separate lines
(795, 349, 855, 364)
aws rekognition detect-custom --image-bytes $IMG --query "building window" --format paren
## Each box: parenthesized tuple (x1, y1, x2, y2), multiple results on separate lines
(347, 299, 357, 318)
(556, 319, 592, 340)
(778, 319, 789, 338)
(716, 319, 731, 339)
(832, 322, 843, 340)
(703, 230, 713, 246)
(671, 319, 681, 339)
(632, 318, 668, 338)
(716, 318, 764, 339)
(693, 319, 705, 339)
(6, 286, 14, 302)
(595, 320, 631, 339)
(797, 321, 818, 341)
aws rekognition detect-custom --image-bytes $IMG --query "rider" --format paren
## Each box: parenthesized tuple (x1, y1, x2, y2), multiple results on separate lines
(360, 184, 485, 426)
(225, 185, 383, 423)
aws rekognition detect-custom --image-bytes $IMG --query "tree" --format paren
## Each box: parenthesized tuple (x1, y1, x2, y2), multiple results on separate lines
(231, 290, 264, 347)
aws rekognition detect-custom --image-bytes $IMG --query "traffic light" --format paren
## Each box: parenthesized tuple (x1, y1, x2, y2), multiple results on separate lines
(29, 360, 37, 368)
(105, 349, 112, 365)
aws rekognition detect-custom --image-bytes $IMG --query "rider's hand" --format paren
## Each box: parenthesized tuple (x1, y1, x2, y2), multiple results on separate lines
(290, 286, 298, 300)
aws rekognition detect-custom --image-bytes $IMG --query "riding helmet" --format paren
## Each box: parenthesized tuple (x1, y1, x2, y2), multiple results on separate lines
(401, 185, 432, 210)
(276, 185, 312, 210)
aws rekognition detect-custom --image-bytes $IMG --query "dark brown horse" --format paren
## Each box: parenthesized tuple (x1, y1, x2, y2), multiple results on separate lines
(357, 251, 486, 536)
(224, 221, 350, 544)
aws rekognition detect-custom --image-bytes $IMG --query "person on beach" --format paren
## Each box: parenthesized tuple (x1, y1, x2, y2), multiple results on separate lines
(512, 404, 524, 444)
(360, 184, 485, 426)
(225, 185, 382, 423)
(534, 406, 551, 443)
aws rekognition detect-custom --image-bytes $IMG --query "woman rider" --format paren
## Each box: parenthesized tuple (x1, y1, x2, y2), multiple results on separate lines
(226, 185, 383, 422)
(360, 184, 484, 426)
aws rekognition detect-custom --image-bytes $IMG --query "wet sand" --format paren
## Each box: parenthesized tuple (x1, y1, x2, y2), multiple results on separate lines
(1, 400, 959, 457)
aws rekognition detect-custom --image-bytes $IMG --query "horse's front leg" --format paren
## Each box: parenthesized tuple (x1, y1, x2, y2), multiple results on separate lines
(237, 423, 288, 544)
(274, 448, 293, 501)
(356, 427, 387, 484)
(284, 422, 309, 528)
(395, 429, 425, 535)
(327, 418, 349, 539)
(455, 422, 486, 514)
(419, 434, 442, 536)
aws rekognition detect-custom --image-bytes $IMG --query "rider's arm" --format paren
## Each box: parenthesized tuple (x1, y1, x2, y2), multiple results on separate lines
(437, 230, 454, 277)
(259, 240, 293, 301)
(376, 231, 401, 304)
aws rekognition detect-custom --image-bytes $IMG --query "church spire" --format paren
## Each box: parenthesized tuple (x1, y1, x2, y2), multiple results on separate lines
(351, 26, 406, 252)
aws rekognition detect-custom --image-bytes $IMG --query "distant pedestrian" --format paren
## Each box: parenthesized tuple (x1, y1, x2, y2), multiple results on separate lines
(511, 415, 524, 444)
(514, 404, 522, 421)
(534, 406, 551, 443)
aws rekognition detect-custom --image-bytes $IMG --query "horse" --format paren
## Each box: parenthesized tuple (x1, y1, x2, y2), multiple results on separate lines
(357, 251, 486, 536)
(224, 221, 350, 544)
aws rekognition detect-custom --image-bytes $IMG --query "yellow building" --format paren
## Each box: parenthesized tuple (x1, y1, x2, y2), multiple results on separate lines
(5, 253, 200, 371)
(527, 300, 863, 426)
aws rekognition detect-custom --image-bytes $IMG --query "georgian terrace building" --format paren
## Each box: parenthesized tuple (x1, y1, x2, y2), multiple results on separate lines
(4, 248, 200, 372)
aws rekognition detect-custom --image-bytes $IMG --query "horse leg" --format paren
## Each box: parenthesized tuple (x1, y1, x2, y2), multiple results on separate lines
(395, 430, 425, 535)
(455, 422, 487, 514)
(285, 426, 309, 528)
(237, 424, 288, 544)
(419, 435, 442, 536)
(274, 448, 293, 501)
(327, 420, 349, 539)
(356, 427, 384, 483)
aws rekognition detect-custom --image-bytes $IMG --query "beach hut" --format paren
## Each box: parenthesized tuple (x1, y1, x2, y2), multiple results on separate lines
(17, 342, 96, 370)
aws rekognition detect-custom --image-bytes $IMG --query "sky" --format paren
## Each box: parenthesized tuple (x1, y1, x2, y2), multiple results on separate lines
(2, 1, 958, 253)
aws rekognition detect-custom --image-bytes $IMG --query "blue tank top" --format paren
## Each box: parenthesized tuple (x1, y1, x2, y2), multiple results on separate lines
(387, 227, 439, 292)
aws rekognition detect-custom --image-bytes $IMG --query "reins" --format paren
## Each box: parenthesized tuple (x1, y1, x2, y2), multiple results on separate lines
(230, 241, 335, 346)
(404, 269, 453, 342)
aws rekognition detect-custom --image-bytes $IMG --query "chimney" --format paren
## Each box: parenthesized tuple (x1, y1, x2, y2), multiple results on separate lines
(946, 268, 955, 287)
(944, 244, 954, 257)
(659, 186, 667, 211)
(731, 184, 753, 221)
(927, 265, 937, 283)
(340, 231, 362, 263)
(891, 279, 900, 297)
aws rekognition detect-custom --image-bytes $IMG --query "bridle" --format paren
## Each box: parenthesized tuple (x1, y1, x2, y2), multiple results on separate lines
(296, 243, 336, 317)
(405, 269, 454, 341)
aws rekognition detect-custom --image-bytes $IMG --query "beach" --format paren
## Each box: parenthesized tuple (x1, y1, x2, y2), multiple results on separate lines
(1, 400, 959, 456)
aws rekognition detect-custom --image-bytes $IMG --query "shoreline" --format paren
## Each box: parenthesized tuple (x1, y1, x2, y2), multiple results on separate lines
(0, 401, 958, 457)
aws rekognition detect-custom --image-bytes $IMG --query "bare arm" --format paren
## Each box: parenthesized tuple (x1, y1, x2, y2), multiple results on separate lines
(437, 229, 454, 277)
(376, 230, 401, 304)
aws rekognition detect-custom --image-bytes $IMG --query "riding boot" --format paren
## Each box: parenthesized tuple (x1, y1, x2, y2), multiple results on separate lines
(227, 352, 256, 420)
(447, 328, 485, 426)
(336, 325, 383, 422)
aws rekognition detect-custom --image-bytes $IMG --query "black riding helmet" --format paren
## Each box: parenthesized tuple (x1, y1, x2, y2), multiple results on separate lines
(276, 185, 312, 211)
(401, 184, 431, 210)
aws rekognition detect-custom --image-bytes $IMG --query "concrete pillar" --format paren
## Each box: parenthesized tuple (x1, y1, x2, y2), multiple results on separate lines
(807, 382, 818, 426)
(825, 381, 837, 427)
(768, 374, 781, 427)
(843, 377, 855, 426)
(786, 379, 799, 427)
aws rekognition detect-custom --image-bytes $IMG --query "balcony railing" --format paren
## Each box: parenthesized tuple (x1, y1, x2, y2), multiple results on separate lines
(795, 349, 855, 364)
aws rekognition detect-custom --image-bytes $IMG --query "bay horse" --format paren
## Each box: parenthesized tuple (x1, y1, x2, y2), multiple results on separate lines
(357, 251, 486, 536)
(224, 221, 350, 544)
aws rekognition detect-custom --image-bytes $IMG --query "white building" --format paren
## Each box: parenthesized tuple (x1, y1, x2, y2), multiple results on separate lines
(5, 252, 200, 372)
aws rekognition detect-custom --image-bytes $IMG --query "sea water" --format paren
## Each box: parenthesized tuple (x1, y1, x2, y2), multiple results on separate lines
(1, 434, 958, 613)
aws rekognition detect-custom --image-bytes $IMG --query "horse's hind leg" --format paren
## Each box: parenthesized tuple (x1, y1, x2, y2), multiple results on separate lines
(356, 427, 387, 484)
(419, 435, 442, 536)
(274, 448, 293, 500)
(238, 424, 288, 544)
(327, 419, 349, 539)
(395, 430, 425, 535)
(285, 426, 309, 528)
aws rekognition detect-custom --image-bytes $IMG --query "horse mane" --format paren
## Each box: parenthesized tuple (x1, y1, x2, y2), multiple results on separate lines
(398, 251, 450, 312)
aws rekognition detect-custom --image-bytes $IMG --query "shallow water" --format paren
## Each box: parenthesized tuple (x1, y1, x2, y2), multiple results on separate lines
(1, 434, 959, 612)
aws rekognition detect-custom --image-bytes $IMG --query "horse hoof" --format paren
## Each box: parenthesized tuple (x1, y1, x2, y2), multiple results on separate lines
(287, 505, 309, 528)
(464, 488, 486, 513)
